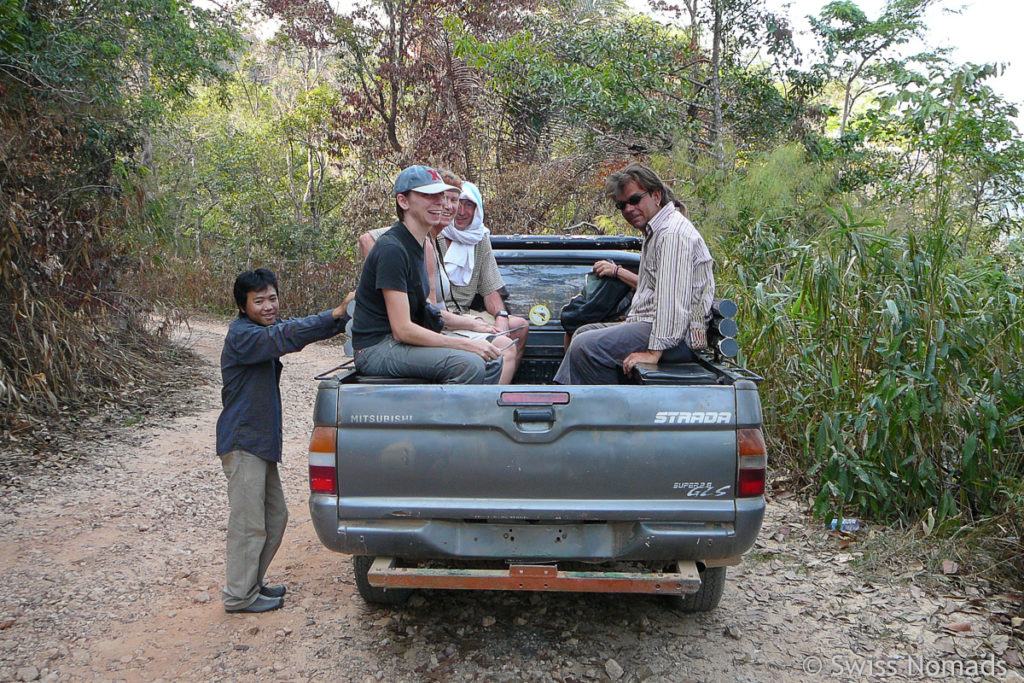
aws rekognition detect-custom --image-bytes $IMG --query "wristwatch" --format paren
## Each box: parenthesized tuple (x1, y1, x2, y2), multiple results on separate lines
(496, 310, 510, 318)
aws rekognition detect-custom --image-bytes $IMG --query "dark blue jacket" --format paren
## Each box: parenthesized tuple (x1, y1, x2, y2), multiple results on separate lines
(216, 311, 346, 462)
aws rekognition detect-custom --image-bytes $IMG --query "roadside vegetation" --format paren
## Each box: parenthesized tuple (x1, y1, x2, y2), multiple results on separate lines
(0, 0, 235, 450)
(2, 0, 1021, 592)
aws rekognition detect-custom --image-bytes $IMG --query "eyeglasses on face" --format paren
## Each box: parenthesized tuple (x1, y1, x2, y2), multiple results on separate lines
(614, 191, 649, 211)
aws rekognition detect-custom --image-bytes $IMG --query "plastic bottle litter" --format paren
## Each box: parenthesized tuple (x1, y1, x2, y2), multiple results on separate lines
(828, 518, 860, 532)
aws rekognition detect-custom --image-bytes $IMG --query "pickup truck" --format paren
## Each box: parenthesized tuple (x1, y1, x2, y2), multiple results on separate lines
(307, 234, 766, 611)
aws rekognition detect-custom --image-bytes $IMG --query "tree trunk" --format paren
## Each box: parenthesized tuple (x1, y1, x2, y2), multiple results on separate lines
(140, 58, 156, 198)
(446, 43, 476, 181)
(840, 74, 855, 138)
(710, 0, 724, 168)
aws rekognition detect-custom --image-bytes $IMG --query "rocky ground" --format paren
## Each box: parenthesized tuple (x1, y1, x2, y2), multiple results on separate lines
(0, 317, 1021, 682)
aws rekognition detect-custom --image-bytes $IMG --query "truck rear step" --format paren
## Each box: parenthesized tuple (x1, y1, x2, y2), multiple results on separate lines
(367, 556, 702, 594)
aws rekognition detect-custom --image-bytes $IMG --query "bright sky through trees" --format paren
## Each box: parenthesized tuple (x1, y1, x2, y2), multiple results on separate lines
(767, 0, 1023, 125)
(234, 0, 1023, 125)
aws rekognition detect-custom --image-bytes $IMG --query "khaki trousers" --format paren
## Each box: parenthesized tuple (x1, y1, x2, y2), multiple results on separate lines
(220, 450, 288, 610)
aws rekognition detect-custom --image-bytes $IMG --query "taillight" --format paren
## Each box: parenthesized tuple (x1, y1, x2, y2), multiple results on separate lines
(737, 428, 767, 497)
(309, 425, 335, 453)
(308, 426, 337, 495)
(309, 465, 336, 495)
(737, 468, 765, 497)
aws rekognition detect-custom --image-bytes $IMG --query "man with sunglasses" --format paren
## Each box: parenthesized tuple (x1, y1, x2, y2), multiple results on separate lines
(351, 165, 504, 384)
(553, 163, 714, 384)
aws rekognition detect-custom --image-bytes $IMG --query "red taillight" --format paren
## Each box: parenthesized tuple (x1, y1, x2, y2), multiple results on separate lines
(309, 465, 337, 495)
(737, 427, 767, 498)
(737, 468, 765, 497)
(308, 426, 337, 495)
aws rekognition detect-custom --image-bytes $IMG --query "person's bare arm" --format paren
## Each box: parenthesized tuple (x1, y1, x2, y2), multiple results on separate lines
(382, 290, 500, 360)
(482, 290, 510, 332)
(593, 259, 638, 289)
(330, 291, 356, 320)
(358, 233, 377, 260)
(424, 239, 438, 304)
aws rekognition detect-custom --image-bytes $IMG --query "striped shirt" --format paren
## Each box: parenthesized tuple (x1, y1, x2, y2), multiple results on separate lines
(625, 204, 715, 351)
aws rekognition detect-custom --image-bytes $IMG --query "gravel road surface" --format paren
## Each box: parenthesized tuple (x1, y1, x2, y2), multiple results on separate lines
(0, 318, 1020, 682)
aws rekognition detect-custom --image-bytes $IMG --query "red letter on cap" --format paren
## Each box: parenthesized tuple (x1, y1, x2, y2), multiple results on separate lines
(428, 169, 441, 181)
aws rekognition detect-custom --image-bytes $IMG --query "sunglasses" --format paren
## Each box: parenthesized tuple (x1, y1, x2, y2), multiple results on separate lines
(614, 191, 649, 211)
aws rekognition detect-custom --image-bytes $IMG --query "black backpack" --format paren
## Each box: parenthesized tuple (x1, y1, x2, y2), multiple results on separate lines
(560, 274, 633, 335)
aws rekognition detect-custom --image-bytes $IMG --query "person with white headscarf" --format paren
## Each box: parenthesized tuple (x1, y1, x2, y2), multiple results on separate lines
(433, 181, 529, 384)
(441, 181, 488, 286)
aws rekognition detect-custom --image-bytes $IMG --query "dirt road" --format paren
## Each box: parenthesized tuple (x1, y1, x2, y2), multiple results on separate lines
(0, 318, 1020, 682)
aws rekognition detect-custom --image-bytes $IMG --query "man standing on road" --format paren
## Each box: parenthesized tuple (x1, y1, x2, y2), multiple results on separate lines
(217, 268, 352, 613)
(553, 163, 714, 384)
(351, 165, 503, 383)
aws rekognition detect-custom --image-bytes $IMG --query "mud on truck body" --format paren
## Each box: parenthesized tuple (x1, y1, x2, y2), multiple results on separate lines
(307, 235, 766, 611)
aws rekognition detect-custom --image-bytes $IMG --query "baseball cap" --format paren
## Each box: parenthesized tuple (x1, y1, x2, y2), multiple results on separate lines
(394, 165, 458, 196)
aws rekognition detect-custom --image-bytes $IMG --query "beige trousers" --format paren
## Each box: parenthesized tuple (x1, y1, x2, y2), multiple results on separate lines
(220, 450, 288, 610)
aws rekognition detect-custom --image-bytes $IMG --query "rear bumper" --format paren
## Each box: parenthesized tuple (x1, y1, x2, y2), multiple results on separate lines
(368, 556, 703, 594)
(309, 495, 765, 562)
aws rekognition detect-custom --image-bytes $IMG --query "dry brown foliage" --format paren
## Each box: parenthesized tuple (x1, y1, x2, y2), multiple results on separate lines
(0, 81, 206, 451)
(121, 254, 359, 319)
(472, 157, 628, 235)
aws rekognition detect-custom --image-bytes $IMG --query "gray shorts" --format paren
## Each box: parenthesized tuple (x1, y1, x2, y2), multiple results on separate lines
(354, 335, 502, 384)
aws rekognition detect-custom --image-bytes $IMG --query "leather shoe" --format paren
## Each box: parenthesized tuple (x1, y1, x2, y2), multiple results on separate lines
(260, 583, 286, 598)
(226, 595, 283, 614)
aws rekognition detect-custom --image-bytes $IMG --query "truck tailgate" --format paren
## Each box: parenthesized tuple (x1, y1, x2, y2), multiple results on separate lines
(335, 384, 739, 523)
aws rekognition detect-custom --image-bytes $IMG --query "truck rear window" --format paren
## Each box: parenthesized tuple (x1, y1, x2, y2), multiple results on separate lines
(499, 263, 593, 320)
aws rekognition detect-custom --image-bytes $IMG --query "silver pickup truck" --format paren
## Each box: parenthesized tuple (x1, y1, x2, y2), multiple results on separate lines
(308, 235, 766, 611)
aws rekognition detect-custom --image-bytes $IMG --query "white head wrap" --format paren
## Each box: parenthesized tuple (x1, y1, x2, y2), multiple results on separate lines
(441, 181, 488, 287)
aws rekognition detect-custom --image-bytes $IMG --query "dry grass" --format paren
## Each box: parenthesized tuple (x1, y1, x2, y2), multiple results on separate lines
(852, 512, 1024, 600)
(482, 157, 623, 235)
(120, 254, 359, 318)
(0, 293, 209, 471)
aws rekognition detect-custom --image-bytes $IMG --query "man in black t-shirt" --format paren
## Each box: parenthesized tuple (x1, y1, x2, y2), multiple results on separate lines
(351, 165, 503, 383)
